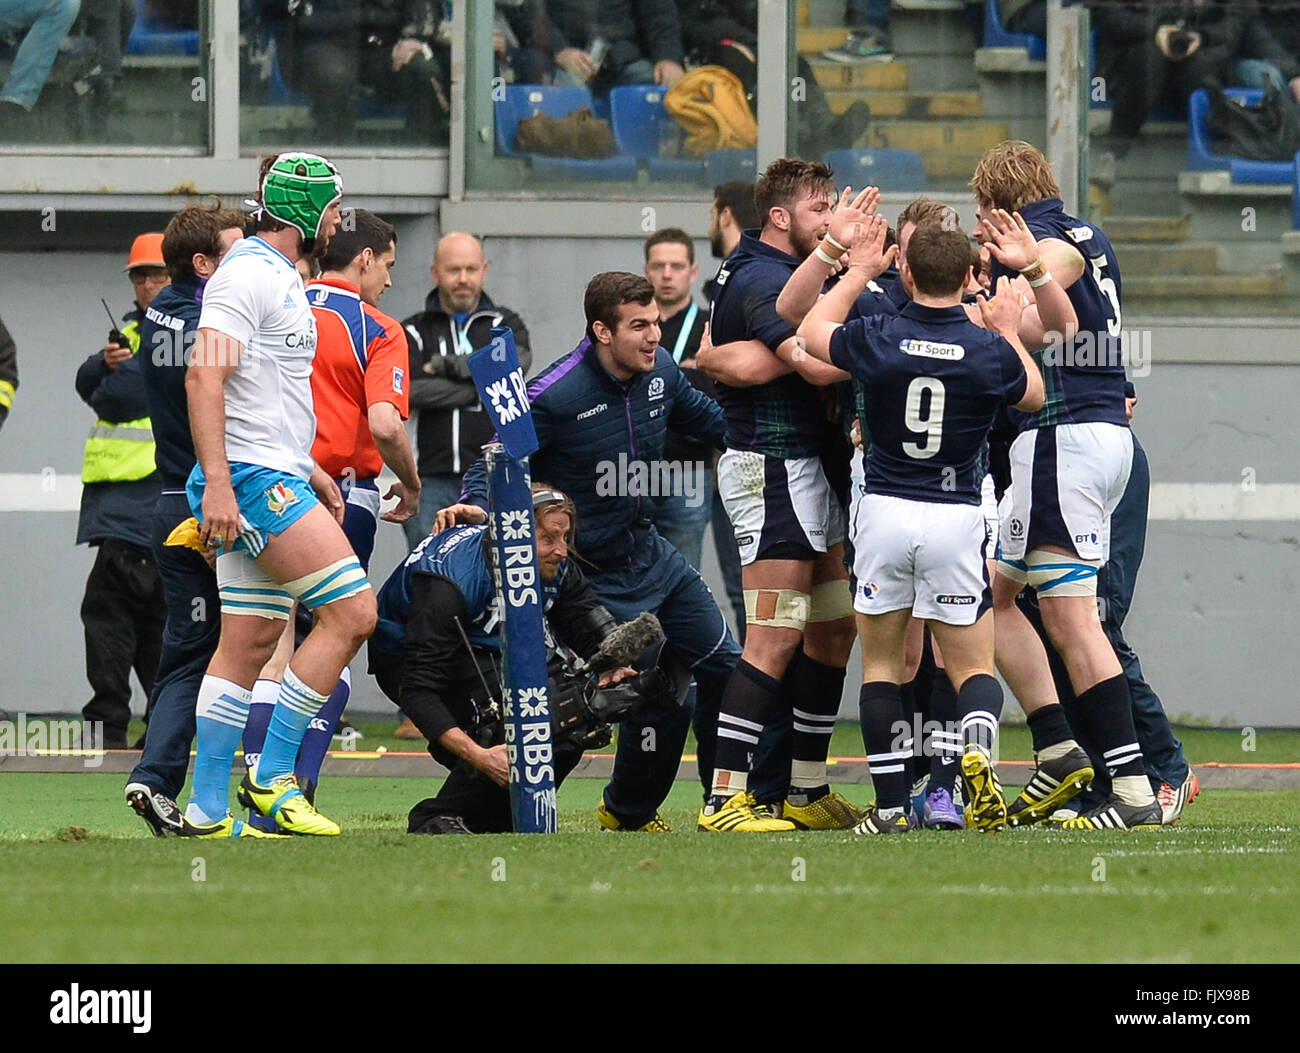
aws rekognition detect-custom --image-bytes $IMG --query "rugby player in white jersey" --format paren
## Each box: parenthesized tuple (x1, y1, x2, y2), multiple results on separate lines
(180, 153, 376, 837)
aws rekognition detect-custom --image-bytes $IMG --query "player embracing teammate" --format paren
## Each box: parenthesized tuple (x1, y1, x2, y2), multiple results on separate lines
(797, 210, 1044, 833)
(710, 143, 1167, 835)
(973, 142, 1163, 830)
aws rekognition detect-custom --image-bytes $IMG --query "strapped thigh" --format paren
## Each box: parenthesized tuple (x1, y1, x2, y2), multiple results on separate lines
(214, 551, 294, 621)
(1024, 549, 1102, 597)
(283, 556, 372, 610)
(744, 588, 811, 631)
(807, 579, 853, 622)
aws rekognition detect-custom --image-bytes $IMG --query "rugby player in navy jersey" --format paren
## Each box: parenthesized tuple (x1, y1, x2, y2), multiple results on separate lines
(697, 158, 863, 833)
(774, 196, 1064, 829)
(797, 214, 1045, 833)
(972, 140, 1162, 830)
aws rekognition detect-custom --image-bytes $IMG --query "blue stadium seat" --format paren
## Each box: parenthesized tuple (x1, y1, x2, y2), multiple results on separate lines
(609, 85, 704, 181)
(1187, 88, 1292, 184)
(824, 148, 928, 191)
(494, 84, 637, 180)
(983, 0, 1045, 62)
(125, 9, 199, 57)
(704, 150, 757, 185)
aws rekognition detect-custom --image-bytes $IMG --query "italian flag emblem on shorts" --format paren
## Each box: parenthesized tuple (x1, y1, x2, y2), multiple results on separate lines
(265, 482, 299, 516)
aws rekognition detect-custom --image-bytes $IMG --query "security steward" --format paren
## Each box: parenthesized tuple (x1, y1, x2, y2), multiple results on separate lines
(74, 232, 169, 750)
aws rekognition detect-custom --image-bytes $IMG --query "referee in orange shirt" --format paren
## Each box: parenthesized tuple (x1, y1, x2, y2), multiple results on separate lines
(243, 209, 419, 816)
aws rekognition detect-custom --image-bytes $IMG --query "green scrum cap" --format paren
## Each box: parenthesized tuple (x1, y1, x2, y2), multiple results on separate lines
(260, 152, 343, 246)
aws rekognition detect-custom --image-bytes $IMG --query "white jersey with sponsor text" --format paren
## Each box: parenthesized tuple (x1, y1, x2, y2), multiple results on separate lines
(198, 236, 317, 480)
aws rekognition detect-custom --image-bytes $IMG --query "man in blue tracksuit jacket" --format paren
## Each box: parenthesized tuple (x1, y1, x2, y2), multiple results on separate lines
(453, 272, 743, 830)
(123, 204, 247, 836)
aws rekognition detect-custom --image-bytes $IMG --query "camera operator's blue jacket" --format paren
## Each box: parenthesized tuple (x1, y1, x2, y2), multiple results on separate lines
(369, 523, 615, 753)
(372, 523, 566, 658)
(461, 337, 726, 571)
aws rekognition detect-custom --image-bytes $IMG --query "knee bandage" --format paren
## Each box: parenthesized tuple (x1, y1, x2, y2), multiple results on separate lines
(1023, 550, 1101, 597)
(215, 551, 294, 621)
(285, 556, 372, 611)
(807, 579, 854, 622)
(745, 588, 811, 630)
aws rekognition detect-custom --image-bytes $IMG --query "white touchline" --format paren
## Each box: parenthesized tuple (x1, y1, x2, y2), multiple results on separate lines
(2, 475, 1299, 520)
(1146, 483, 1300, 521)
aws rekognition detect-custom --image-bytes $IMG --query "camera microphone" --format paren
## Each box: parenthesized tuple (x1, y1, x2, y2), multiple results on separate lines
(581, 612, 663, 676)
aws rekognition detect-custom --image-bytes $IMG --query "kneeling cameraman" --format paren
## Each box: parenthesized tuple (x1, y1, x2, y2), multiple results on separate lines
(369, 484, 685, 833)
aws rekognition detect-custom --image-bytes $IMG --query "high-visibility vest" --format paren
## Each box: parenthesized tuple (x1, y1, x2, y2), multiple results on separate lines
(81, 318, 157, 484)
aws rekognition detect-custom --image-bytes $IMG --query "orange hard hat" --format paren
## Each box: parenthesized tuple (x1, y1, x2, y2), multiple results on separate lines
(124, 233, 165, 271)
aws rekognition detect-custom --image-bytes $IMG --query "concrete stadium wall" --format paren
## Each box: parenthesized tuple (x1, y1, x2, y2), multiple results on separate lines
(2, 221, 1298, 727)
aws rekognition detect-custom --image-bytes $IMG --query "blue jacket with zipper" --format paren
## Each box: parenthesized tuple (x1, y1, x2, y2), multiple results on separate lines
(462, 336, 725, 572)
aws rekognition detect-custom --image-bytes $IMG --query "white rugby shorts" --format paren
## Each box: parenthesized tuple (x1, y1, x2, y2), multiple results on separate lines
(850, 492, 991, 625)
(999, 422, 1133, 563)
(718, 450, 845, 566)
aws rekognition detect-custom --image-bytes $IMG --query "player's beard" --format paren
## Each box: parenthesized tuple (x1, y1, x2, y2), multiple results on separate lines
(710, 228, 727, 259)
(789, 224, 822, 261)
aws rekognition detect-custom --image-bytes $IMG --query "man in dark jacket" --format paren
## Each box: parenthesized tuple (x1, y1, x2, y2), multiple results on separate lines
(262, 0, 449, 142)
(123, 204, 245, 835)
(74, 233, 169, 750)
(440, 271, 743, 832)
(1093, 0, 1249, 156)
(400, 231, 531, 549)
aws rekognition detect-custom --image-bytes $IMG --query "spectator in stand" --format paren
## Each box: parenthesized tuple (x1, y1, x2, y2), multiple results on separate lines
(1235, 1, 1300, 104)
(261, 0, 450, 143)
(74, 0, 136, 127)
(0, 0, 81, 130)
(369, 0, 451, 141)
(74, 232, 169, 750)
(1093, 1, 1249, 158)
(823, 0, 892, 63)
(681, 0, 870, 156)
(493, 0, 550, 84)
(547, 0, 685, 95)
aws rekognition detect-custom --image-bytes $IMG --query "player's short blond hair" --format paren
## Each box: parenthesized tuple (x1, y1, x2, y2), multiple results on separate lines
(970, 140, 1061, 213)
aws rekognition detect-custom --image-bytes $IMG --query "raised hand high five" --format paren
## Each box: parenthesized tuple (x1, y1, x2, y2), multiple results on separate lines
(827, 184, 881, 251)
(844, 213, 897, 281)
(977, 208, 1040, 274)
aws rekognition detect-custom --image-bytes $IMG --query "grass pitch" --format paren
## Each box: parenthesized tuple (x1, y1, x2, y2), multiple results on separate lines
(2, 773, 1297, 963)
